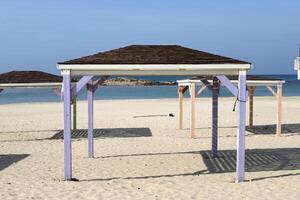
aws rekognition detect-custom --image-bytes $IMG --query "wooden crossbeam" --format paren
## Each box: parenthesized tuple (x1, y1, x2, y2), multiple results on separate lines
(200, 79, 213, 91)
(267, 86, 277, 97)
(71, 76, 93, 98)
(92, 76, 110, 92)
(52, 88, 61, 96)
(196, 85, 206, 96)
(179, 85, 189, 94)
(216, 75, 238, 97)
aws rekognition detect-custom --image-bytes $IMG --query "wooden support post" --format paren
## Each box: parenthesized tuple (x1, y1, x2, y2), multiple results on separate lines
(189, 83, 196, 138)
(211, 77, 219, 157)
(87, 81, 94, 158)
(72, 95, 77, 130)
(63, 73, 72, 180)
(178, 86, 184, 129)
(276, 83, 282, 137)
(248, 86, 255, 128)
(236, 71, 247, 182)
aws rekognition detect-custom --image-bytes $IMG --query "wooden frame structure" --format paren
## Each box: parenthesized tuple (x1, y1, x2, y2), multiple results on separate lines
(177, 76, 285, 138)
(0, 71, 78, 129)
(57, 45, 252, 182)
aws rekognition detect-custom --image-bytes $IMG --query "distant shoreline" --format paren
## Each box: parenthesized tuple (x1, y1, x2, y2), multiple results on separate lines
(100, 77, 177, 86)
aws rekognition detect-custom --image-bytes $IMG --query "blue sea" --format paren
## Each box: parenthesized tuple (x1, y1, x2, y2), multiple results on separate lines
(0, 75, 299, 104)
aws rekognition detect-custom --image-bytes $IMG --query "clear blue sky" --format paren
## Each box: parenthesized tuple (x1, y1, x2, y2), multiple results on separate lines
(1, 0, 299, 75)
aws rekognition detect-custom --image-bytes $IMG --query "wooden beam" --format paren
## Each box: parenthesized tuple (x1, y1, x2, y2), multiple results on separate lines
(267, 86, 277, 97)
(216, 75, 238, 97)
(248, 86, 255, 128)
(92, 76, 110, 92)
(200, 79, 213, 91)
(71, 75, 93, 98)
(189, 83, 196, 138)
(52, 88, 61, 97)
(178, 85, 189, 94)
(196, 85, 206, 96)
(276, 83, 283, 137)
(178, 87, 184, 129)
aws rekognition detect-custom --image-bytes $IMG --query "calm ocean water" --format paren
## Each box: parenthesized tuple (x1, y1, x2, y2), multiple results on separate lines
(0, 75, 299, 104)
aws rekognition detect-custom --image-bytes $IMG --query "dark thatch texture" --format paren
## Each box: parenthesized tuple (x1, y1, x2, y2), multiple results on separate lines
(59, 45, 250, 65)
(0, 71, 62, 84)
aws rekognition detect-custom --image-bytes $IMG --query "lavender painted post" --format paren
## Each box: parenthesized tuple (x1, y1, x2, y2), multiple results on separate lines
(211, 77, 219, 157)
(71, 75, 93, 98)
(72, 95, 77, 130)
(236, 71, 247, 182)
(63, 73, 72, 180)
(216, 75, 238, 97)
(87, 80, 94, 158)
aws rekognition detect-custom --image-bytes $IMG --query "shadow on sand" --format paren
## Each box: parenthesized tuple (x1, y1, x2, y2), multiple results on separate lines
(0, 154, 30, 171)
(50, 128, 152, 140)
(246, 123, 300, 135)
(80, 148, 300, 182)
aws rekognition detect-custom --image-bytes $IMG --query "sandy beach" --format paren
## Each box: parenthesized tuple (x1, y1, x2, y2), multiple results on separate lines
(0, 97, 300, 200)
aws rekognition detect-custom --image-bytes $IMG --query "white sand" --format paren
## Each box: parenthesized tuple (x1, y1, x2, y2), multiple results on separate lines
(0, 97, 300, 199)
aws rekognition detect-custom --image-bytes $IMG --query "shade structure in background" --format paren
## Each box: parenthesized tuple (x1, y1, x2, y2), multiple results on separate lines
(177, 75, 285, 138)
(0, 71, 78, 130)
(57, 45, 252, 182)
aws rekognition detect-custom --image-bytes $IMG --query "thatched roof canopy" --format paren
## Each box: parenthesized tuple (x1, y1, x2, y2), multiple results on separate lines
(0, 71, 62, 84)
(59, 45, 250, 65)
